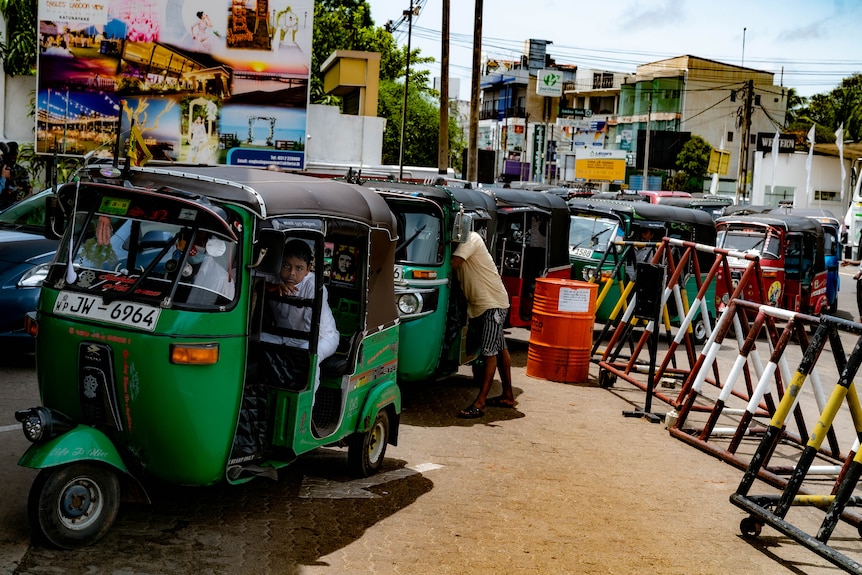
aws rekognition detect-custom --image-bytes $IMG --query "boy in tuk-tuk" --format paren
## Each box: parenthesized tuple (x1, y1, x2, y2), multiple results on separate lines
(259, 238, 340, 396)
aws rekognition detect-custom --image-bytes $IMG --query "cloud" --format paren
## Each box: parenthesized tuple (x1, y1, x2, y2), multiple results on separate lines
(618, 0, 687, 29)
(775, 18, 831, 43)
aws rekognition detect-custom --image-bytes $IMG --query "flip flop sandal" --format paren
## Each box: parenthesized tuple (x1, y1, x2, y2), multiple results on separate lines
(457, 405, 484, 419)
(486, 396, 516, 408)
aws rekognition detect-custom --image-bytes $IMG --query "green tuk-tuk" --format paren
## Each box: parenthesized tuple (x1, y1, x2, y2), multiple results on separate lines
(15, 165, 402, 548)
(364, 181, 496, 382)
(567, 198, 717, 341)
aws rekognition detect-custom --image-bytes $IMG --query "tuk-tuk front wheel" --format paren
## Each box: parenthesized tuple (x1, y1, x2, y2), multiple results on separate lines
(348, 409, 389, 478)
(28, 463, 121, 549)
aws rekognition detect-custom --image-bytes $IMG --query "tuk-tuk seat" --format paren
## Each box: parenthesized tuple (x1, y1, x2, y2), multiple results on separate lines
(320, 332, 359, 378)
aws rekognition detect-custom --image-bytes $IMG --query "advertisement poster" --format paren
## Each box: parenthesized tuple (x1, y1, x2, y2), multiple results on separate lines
(574, 149, 626, 182)
(556, 118, 606, 149)
(36, 0, 314, 169)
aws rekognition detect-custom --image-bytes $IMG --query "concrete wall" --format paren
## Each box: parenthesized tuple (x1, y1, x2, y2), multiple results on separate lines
(751, 150, 853, 215)
(305, 103, 385, 166)
(3, 75, 36, 144)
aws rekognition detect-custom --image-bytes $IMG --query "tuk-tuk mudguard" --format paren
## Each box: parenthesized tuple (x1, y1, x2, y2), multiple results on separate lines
(18, 424, 128, 473)
(357, 380, 401, 445)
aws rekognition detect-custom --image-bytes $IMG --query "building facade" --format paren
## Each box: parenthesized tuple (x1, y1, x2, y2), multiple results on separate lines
(478, 50, 789, 194)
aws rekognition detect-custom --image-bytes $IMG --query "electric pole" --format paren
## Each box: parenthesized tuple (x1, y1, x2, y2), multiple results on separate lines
(466, 0, 482, 183)
(437, 0, 450, 176)
(735, 80, 754, 203)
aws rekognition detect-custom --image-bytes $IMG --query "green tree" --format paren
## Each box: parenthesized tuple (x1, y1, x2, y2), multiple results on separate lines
(0, 0, 37, 76)
(789, 74, 862, 142)
(669, 135, 711, 193)
(311, 0, 460, 169)
(783, 87, 807, 125)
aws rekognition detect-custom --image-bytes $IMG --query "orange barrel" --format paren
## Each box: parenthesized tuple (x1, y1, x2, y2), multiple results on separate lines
(526, 278, 598, 383)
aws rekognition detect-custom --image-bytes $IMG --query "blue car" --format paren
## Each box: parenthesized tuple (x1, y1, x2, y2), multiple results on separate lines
(0, 189, 58, 354)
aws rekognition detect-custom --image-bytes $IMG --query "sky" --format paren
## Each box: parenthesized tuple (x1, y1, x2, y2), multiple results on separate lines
(364, 0, 862, 100)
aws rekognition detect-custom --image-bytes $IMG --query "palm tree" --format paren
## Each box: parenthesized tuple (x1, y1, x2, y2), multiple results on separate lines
(783, 87, 807, 126)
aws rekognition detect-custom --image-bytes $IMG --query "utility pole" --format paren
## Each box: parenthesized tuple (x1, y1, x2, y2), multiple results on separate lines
(398, 1, 419, 182)
(466, 0, 482, 183)
(641, 93, 652, 191)
(437, 0, 450, 176)
(735, 80, 754, 203)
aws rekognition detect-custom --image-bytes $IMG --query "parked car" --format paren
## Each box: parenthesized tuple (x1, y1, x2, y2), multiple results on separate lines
(0, 189, 57, 354)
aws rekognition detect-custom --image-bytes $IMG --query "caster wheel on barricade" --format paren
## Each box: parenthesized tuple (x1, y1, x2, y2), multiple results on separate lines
(740, 516, 762, 538)
(598, 369, 616, 389)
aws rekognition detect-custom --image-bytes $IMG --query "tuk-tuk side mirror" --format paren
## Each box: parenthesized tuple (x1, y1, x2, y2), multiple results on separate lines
(44, 195, 65, 241)
(452, 211, 473, 243)
(250, 229, 285, 274)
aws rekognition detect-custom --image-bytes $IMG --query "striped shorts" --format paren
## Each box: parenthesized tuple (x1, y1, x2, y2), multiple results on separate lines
(471, 308, 508, 357)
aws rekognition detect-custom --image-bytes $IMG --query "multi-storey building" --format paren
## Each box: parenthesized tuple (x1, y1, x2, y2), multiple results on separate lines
(478, 49, 788, 194)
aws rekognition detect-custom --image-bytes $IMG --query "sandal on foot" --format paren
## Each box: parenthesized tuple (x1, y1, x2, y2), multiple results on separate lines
(486, 396, 516, 408)
(457, 405, 484, 419)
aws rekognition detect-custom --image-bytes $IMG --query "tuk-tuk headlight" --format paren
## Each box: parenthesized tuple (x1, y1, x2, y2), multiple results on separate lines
(582, 266, 597, 281)
(15, 406, 75, 443)
(720, 293, 730, 305)
(18, 263, 51, 288)
(397, 292, 423, 315)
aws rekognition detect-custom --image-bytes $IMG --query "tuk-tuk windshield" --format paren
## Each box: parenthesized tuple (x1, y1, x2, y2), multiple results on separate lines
(393, 205, 443, 265)
(822, 227, 839, 257)
(716, 227, 781, 259)
(48, 208, 239, 310)
(569, 214, 619, 254)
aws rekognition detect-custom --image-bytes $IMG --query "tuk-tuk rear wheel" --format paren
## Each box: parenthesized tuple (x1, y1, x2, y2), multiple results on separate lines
(348, 409, 389, 478)
(28, 463, 121, 549)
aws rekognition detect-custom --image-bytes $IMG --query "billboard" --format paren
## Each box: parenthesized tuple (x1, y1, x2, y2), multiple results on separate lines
(574, 149, 626, 182)
(36, 0, 314, 169)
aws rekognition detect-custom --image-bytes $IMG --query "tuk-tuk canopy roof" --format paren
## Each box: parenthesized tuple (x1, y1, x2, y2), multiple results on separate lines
(484, 188, 570, 212)
(73, 165, 397, 234)
(361, 180, 498, 224)
(767, 207, 840, 226)
(568, 198, 717, 230)
(716, 213, 824, 236)
(658, 196, 734, 208)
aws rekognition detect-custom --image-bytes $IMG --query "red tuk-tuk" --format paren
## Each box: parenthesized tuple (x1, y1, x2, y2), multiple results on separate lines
(714, 214, 828, 315)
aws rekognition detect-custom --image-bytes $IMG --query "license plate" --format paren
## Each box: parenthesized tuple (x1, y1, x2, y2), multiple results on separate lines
(53, 291, 161, 332)
(572, 247, 593, 258)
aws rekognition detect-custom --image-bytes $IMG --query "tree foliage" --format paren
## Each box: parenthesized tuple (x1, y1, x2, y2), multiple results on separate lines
(311, 0, 460, 168)
(0, 0, 38, 76)
(790, 73, 862, 142)
(670, 135, 711, 193)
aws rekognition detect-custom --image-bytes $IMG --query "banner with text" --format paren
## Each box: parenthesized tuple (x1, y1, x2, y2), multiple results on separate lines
(575, 149, 627, 182)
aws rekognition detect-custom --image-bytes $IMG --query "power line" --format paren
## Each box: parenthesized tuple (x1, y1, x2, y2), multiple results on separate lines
(405, 25, 862, 94)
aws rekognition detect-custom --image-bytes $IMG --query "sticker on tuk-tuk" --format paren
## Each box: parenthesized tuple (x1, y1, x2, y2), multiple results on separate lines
(53, 291, 161, 332)
(767, 281, 782, 306)
(99, 197, 131, 215)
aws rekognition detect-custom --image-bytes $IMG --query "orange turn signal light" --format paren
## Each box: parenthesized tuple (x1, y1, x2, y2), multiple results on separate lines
(24, 313, 38, 338)
(412, 270, 437, 280)
(170, 343, 219, 365)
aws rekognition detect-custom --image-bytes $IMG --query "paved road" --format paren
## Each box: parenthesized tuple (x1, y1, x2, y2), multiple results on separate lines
(1, 267, 862, 574)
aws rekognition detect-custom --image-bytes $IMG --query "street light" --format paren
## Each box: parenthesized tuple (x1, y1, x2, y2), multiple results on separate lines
(398, 2, 420, 181)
